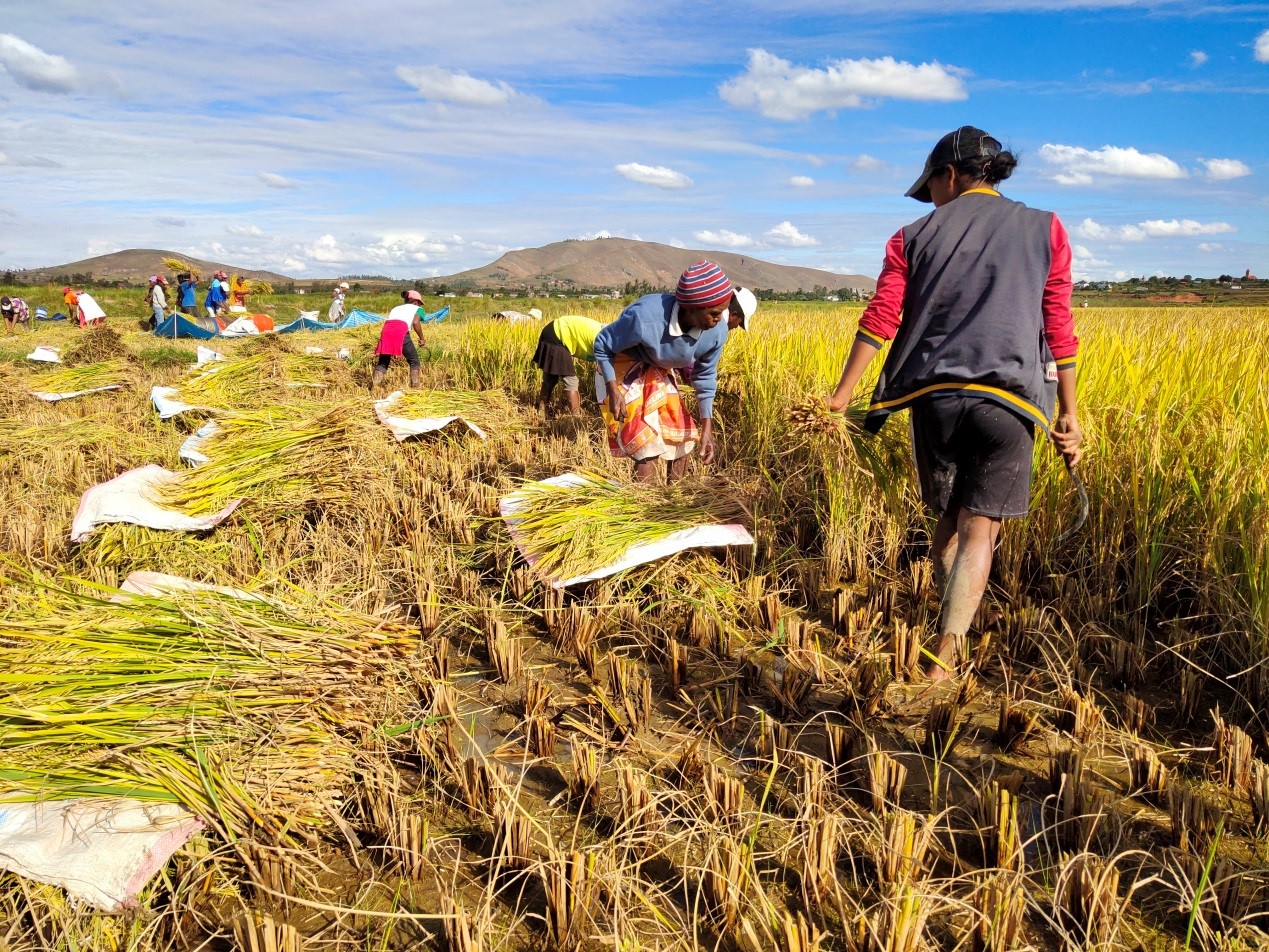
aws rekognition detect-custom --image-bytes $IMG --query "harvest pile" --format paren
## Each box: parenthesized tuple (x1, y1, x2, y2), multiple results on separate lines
(0, 297, 1267, 951)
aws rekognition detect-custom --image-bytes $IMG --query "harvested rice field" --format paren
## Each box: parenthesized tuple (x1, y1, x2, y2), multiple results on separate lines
(1, 296, 1268, 951)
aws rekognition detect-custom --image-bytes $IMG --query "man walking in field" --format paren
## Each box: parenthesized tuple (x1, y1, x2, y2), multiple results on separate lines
(825, 126, 1083, 681)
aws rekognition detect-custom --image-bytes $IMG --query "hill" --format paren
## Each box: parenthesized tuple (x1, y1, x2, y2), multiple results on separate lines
(12, 249, 292, 286)
(436, 237, 876, 294)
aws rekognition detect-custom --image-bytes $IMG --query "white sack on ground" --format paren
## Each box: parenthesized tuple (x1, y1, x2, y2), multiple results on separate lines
(71, 464, 241, 542)
(179, 422, 219, 466)
(373, 390, 488, 441)
(27, 346, 61, 363)
(0, 799, 202, 912)
(30, 385, 122, 402)
(150, 385, 206, 420)
(194, 346, 224, 367)
(499, 472, 754, 589)
(220, 317, 260, 337)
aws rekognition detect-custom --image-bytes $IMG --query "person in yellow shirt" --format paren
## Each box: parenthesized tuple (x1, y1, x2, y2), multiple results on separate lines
(533, 313, 603, 418)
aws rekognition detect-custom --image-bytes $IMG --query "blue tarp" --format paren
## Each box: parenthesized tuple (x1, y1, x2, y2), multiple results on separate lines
(340, 309, 384, 328)
(275, 315, 338, 334)
(276, 305, 448, 333)
(153, 314, 218, 340)
(421, 305, 449, 324)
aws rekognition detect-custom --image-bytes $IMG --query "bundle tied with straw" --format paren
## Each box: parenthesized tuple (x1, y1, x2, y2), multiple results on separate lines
(153, 402, 373, 514)
(389, 388, 520, 431)
(506, 472, 750, 581)
(0, 569, 420, 843)
(31, 360, 133, 394)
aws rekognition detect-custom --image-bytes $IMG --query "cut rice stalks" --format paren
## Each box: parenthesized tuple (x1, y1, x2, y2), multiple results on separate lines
(504, 472, 749, 581)
(62, 326, 133, 366)
(386, 388, 521, 430)
(0, 569, 421, 843)
(174, 351, 350, 409)
(30, 360, 133, 394)
(153, 403, 375, 515)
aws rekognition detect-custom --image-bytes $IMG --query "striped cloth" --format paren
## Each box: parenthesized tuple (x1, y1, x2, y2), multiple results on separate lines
(675, 260, 732, 308)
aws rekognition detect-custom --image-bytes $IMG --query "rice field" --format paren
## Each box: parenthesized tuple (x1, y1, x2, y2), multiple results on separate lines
(0, 293, 1267, 951)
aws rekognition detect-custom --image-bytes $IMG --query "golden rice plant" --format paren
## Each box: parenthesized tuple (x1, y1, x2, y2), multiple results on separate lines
(386, 388, 520, 431)
(30, 360, 132, 394)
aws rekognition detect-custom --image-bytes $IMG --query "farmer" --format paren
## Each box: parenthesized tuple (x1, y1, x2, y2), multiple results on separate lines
(148, 275, 168, 327)
(329, 282, 349, 321)
(824, 125, 1082, 681)
(62, 286, 80, 325)
(177, 274, 197, 316)
(728, 286, 758, 332)
(205, 270, 228, 320)
(231, 275, 250, 308)
(1, 295, 30, 334)
(592, 260, 734, 483)
(371, 289, 427, 391)
(533, 314, 603, 418)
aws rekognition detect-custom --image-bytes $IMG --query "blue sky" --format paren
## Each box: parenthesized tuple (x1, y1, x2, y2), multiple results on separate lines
(1, 1, 1266, 281)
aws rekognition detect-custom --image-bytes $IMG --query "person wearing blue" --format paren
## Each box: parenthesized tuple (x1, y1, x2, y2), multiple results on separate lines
(205, 270, 228, 322)
(177, 273, 197, 316)
(592, 260, 734, 483)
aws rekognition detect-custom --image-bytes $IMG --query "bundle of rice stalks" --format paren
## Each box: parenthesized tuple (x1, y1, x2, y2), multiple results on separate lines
(788, 396, 861, 437)
(504, 473, 749, 581)
(174, 351, 350, 408)
(249, 280, 274, 295)
(0, 569, 419, 843)
(153, 403, 372, 514)
(61, 325, 132, 366)
(387, 388, 519, 431)
(162, 257, 201, 280)
(30, 360, 132, 394)
(785, 396, 905, 473)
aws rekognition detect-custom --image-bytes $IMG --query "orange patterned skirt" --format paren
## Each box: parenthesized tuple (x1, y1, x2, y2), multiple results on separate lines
(597, 354, 698, 461)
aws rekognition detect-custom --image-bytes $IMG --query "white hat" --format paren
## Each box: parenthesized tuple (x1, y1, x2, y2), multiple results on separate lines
(528, 307, 543, 320)
(339, 282, 349, 290)
(733, 286, 758, 331)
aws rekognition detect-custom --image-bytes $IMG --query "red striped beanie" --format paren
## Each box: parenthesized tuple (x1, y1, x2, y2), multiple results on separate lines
(675, 260, 732, 308)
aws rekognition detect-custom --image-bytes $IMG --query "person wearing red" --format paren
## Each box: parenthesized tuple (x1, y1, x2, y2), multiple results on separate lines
(371, 289, 426, 391)
(825, 125, 1083, 681)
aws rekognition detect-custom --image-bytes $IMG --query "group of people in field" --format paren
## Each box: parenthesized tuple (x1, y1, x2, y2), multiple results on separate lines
(147, 272, 253, 327)
(376, 125, 1085, 683)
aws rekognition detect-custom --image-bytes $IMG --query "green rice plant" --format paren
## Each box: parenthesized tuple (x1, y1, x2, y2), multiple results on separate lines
(504, 472, 749, 581)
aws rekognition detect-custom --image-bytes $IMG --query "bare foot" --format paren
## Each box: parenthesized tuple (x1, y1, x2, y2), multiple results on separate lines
(923, 634, 962, 682)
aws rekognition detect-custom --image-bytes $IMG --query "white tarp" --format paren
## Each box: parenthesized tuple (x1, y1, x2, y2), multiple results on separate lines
(27, 346, 61, 363)
(193, 346, 224, 367)
(77, 292, 106, 323)
(179, 421, 218, 466)
(373, 390, 488, 441)
(220, 317, 260, 337)
(31, 385, 122, 402)
(499, 472, 754, 589)
(0, 799, 202, 912)
(71, 464, 241, 542)
(150, 385, 206, 420)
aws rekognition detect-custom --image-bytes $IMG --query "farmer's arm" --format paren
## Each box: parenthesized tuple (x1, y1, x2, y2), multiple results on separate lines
(1044, 215, 1082, 466)
(689, 341, 723, 464)
(827, 230, 906, 411)
(592, 309, 641, 418)
(412, 313, 426, 344)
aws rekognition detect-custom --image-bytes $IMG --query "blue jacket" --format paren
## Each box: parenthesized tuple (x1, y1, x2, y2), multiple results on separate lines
(205, 282, 227, 310)
(179, 280, 196, 307)
(593, 293, 728, 418)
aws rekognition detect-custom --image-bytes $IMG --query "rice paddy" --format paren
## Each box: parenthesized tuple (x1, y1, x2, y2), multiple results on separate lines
(0, 295, 1267, 951)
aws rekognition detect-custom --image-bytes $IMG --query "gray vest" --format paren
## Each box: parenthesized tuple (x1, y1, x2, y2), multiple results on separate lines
(864, 191, 1058, 433)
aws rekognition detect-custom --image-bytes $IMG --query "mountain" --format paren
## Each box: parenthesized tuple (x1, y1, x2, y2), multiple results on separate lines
(12, 249, 292, 285)
(436, 238, 876, 294)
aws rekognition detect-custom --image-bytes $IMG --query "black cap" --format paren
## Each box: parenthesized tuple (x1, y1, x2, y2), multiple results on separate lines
(905, 125, 1002, 203)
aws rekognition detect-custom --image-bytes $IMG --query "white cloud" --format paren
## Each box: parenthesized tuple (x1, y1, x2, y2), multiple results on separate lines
(789, 175, 815, 188)
(693, 229, 755, 249)
(228, 224, 265, 236)
(300, 233, 459, 266)
(1075, 217, 1235, 242)
(668, 238, 686, 249)
(615, 163, 692, 189)
(0, 34, 78, 93)
(719, 49, 966, 121)
(764, 221, 819, 247)
(1200, 157, 1251, 181)
(1198, 242, 1223, 252)
(1257, 30, 1269, 63)
(1040, 144, 1187, 185)
(283, 258, 306, 273)
(849, 154, 890, 174)
(258, 171, 297, 189)
(396, 65, 520, 107)
(1189, 50, 1208, 67)
(156, 216, 187, 228)
(1071, 244, 1110, 269)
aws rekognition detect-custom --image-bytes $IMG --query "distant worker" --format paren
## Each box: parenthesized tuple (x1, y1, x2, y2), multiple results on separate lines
(824, 125, 1082, 682)
(728, 286, 758, 332)
(205, 270, 228, 320)
(329, 282, 349, 322)
(62, 286, 80, 325)
(177, 273, 197, 316)
(592, 261, 735, 483)
(148, 276, 168, 328)
(372, 289, 427, 391)
(1, 295, 30, 334)
(492, 306, 542, 324)
(533, 314, 603, 418)
(231, 275, 250, 309)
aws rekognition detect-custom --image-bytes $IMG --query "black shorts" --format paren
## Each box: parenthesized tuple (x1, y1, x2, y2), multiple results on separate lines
(532, 321, 577, 378)
(376, 334, 421, 371)
(910, 396, 1036, 519)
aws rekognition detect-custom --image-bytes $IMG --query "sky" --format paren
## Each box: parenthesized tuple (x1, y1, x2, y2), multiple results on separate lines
(1, 1, 1267, 282)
